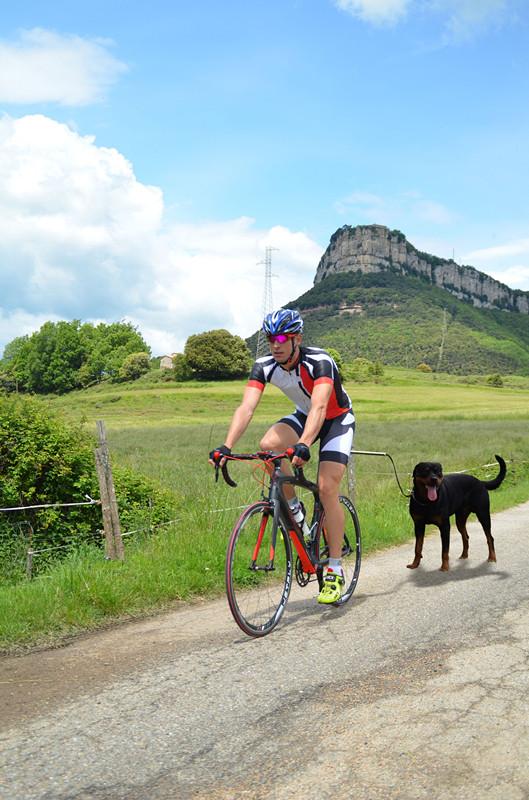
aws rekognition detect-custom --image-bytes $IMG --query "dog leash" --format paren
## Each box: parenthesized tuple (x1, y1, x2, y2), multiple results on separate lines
(351, 449, 412, 498)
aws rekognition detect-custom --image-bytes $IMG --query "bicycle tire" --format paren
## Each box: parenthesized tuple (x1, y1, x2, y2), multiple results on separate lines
(315, 495, 361, 605)
(225, 501, 293, 637)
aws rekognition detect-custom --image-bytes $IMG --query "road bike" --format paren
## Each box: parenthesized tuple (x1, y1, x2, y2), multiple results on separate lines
(214, 449, 361, 637)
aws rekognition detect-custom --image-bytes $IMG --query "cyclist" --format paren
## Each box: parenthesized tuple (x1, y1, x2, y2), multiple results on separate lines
(209, 308, 355, 604)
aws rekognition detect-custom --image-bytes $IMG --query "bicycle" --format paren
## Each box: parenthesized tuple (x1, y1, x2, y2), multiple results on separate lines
(214, 448, 361, 637)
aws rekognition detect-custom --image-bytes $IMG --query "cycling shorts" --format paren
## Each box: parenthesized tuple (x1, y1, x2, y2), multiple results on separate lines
(278, 408, 355, 465)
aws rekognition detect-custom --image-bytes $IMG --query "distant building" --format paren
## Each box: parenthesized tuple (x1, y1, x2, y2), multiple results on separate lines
(160, 354, 176, 369)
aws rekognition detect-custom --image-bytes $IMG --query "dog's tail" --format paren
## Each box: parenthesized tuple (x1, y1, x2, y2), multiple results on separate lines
(482, 455, 507, 491)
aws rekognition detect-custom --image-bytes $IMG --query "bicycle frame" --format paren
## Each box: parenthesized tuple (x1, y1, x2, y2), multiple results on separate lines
(258, 456, 326, 577)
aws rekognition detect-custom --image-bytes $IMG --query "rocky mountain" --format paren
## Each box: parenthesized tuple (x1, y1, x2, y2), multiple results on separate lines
(315, 224, 529, 315)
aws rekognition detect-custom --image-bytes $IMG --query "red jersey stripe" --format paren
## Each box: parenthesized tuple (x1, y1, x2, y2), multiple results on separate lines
(247, 379, 265, 392)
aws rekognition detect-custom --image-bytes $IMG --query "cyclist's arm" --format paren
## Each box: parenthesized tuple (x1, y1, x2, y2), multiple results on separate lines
(297, 380, 332, 451)
(224, 384, 263, 450)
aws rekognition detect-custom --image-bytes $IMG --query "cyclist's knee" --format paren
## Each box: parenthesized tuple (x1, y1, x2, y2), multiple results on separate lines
(318, 467, 343, 501)
(259, 432, 276, 451)
(319, 483, 339, 505)
(260, 424, 296, 452)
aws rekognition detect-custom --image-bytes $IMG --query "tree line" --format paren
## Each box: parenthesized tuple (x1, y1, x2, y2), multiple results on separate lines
(0, 320, 151, 394)
(0, 322, 253, 395)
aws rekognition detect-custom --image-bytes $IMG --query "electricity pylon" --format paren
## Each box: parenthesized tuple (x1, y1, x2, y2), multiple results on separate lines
(255, 247, 278, 359)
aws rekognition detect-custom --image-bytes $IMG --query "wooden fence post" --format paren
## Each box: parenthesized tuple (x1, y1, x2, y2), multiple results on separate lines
(94, 420, 124, 561)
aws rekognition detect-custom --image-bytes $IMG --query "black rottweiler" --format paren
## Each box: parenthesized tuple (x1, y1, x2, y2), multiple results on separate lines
(407, 455, 506, 572)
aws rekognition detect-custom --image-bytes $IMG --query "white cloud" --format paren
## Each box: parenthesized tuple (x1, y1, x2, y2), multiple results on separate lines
(430, 0, 510, 41)
(465, 239, 529, 262)
(333, 0, 410, 24)
(464, 238, 529, 290)
(0, 114, 323, 357)
(0, 29, 127, 106)
(487, 265, 529, 290)
(333, 0, 514, 36)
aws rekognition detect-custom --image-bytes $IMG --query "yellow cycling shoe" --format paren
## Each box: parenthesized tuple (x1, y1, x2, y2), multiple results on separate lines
(317, 571, 344, 604)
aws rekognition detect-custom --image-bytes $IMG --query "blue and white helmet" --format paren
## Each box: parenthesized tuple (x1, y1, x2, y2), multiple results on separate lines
(262, 308, 304, 335)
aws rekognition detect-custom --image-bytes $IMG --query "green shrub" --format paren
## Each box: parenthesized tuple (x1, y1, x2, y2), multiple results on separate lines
(486, 373, 504, 387)
(117, 352, 150, 382)
(345, 357, 381, 382)
(0, 396, 178, 581)
(326, 347, 344, 378)
(173, 353, 194, 382)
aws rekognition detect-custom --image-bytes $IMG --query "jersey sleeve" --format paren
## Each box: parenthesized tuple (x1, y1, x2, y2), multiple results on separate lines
(311, 354, 335, 385)
(247, 360, 266, 391)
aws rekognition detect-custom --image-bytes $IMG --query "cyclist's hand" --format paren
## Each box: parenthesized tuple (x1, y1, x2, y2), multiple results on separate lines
(291, 442, 310, 466)
(209, 444, 231, 467)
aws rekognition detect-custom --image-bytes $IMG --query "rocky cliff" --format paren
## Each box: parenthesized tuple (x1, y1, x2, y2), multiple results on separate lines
(315, 224, 529, 315)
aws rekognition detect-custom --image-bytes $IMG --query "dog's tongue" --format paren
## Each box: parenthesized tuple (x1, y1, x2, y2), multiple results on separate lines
(427, 485, 438, 502)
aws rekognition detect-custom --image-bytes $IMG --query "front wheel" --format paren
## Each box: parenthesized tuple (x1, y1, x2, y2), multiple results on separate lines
(316, 495, 361, 606)
(225, 501, 293, 637)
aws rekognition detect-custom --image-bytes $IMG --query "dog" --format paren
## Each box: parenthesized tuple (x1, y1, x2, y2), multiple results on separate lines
(407, 454, 506, 572)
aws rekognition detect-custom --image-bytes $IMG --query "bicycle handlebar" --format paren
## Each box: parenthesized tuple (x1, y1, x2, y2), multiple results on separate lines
(212, 449, 304, 488)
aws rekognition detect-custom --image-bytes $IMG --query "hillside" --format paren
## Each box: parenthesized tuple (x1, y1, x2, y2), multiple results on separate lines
(286, 270, 529, 375)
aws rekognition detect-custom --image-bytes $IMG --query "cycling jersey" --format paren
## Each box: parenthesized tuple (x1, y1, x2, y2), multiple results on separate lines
(248, 346, 353, 420)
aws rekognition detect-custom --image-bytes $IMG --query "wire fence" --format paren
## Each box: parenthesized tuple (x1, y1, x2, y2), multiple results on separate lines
(1, 453, 525, 581)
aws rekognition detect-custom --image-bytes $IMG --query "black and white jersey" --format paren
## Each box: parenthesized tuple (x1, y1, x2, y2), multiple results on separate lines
(248, 346, 352, 419)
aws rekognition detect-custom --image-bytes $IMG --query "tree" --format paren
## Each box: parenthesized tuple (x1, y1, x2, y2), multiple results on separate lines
(79, 321, 150, 384)
(24, 320, 85, 394)
(118, 352, 151, 382)
(184, 329, 251, 380)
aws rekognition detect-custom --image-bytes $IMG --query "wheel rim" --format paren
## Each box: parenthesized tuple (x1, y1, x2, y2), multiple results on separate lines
(226, 504, 292, 635)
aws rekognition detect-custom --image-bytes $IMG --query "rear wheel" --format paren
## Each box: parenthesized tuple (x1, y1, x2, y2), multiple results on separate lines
(315, 495, 361, 605)
(225, 502, 293, 636)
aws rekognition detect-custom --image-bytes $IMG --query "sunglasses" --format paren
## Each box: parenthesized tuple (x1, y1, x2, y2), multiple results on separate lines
(267, 333, 296, 344)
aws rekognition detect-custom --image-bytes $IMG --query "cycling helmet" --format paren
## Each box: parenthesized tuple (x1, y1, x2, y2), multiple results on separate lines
(262, 308, 304, 336)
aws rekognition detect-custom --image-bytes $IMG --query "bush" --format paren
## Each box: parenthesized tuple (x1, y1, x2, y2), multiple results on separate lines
(417, 362, 433, 373)
(0, 396, 178, 581)
(345, 357, 383, 383)
(173, 353, 194, 382)
(487, 373, 504, 387)
(117, 352, 151, 382)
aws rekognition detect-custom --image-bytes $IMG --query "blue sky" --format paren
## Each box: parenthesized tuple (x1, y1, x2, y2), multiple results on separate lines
(1, 0, 528, 356)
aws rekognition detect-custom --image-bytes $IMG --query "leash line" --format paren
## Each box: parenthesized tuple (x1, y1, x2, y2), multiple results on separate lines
(351, 449, 411, 498)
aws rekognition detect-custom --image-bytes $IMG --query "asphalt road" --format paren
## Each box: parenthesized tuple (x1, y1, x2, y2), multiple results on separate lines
(2, 501, 529, 800)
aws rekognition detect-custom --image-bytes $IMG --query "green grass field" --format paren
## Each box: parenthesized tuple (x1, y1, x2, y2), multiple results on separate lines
(1, 368, 529, 651)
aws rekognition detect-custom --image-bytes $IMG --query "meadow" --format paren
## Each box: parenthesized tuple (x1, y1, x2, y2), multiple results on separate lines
(1, 367, 529, 651)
